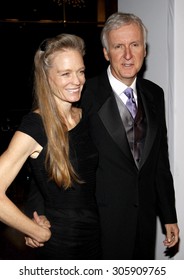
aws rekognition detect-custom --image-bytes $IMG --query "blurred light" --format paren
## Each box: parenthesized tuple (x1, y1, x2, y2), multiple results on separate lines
(52, 0, 86, 8)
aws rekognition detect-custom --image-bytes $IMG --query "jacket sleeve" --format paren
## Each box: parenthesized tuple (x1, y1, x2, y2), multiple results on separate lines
(155, 89, 177, 224)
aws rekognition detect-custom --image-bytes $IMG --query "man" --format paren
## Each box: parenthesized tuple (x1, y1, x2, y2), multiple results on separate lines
(80, 12, 179, 259)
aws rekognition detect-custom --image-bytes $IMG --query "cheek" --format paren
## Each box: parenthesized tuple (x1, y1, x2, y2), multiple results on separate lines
(80, 76, 86, 85)
(107, 52, 119, 63)
(134, 52, 145, 63)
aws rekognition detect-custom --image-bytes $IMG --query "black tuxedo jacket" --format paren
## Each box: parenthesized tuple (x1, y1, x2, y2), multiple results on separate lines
(81, 70, 177, 259)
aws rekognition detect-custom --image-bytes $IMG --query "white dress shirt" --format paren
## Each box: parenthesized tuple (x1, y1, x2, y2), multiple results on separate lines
(107, 66, 138, 106)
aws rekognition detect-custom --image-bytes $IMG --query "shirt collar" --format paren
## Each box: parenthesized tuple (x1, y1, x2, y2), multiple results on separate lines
(107, 66, 137, 100)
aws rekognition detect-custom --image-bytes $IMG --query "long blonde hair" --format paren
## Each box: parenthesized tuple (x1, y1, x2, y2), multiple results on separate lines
(33, 33, 85, 188)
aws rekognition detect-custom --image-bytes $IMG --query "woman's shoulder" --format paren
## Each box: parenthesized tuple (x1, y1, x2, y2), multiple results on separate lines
(20, 111, 42, 128)
(18, 111, 46, 145)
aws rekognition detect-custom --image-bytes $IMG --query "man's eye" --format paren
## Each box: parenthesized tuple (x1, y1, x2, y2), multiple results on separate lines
(114, 45, 121, 49)
(62, 73, 70, 76)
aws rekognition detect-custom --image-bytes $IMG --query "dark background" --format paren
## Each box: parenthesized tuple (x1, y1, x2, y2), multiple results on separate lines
(0, 0, 117, 149)
(0, 0, 117, 259)
(0, 0, 97, 22)
(0, 21, 106, 112)
(0, 0, 117, 113)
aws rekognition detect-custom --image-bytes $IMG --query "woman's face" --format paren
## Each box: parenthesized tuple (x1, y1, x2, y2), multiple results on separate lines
(48, 49, 85, 104)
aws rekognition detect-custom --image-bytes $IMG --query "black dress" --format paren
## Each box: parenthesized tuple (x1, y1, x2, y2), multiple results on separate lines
(18, 112, 101, 260)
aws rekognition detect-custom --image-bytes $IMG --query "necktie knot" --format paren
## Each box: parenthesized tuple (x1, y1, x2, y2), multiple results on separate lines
(123, 87, 137, 118)
(124, 87, 134, 100)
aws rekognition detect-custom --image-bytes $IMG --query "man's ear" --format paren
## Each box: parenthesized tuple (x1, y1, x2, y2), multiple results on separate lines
(144, 48, 147, 58)
(103, 47, 110, 61)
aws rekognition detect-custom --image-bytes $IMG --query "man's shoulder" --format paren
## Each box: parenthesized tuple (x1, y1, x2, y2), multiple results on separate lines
(137, 77, 163, 91)
(86, 70, 108, 83)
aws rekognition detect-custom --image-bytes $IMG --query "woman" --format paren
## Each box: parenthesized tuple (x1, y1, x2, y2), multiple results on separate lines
(0, 33, 101, 259)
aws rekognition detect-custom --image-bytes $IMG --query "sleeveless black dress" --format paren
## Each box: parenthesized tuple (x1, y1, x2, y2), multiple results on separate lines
(18, 112, 101, 260)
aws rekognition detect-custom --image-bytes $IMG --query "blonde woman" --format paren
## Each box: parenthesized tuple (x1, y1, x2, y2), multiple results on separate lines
(0, 34, 101, 259)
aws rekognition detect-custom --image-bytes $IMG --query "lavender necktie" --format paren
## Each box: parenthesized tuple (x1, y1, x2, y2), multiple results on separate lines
(124, 87, 137, 118)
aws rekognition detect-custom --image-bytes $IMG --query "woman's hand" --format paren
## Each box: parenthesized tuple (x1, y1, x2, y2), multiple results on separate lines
(25, 211, 51, 248)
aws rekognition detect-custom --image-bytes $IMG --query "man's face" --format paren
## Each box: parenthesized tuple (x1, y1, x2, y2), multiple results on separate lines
(103, 23, 146, 86)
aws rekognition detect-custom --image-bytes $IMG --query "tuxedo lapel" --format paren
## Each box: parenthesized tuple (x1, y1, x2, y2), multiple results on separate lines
(94, 73, 158, 168)
(98, 94, 134, 163)
(138, 87, 158, 168)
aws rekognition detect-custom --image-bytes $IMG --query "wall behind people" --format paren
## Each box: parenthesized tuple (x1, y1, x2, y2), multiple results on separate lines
(173, 0, 184, 261)
(118, 0, 183, 260)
